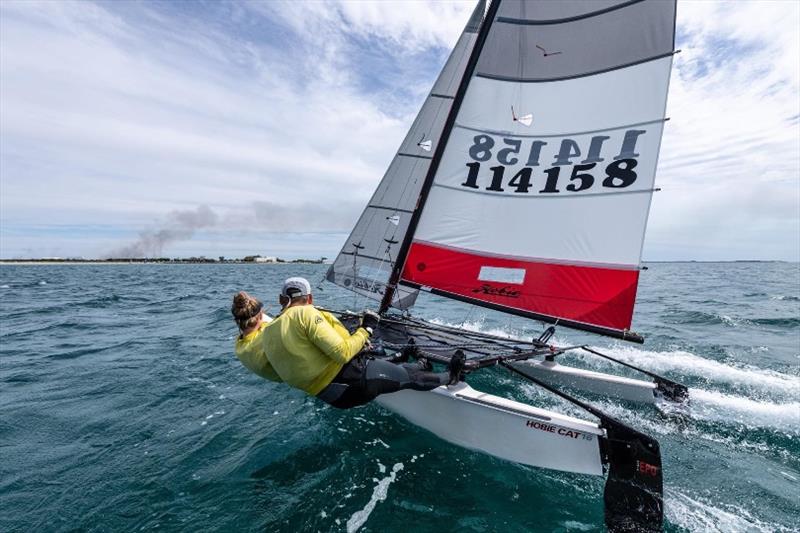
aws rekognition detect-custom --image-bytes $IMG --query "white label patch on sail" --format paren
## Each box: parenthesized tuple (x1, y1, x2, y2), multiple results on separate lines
(478, 266, 526, 284)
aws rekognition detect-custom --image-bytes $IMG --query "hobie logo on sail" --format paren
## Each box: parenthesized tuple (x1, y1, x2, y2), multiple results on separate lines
(458, 129, 646, 195)
(472, 284, 520, 298)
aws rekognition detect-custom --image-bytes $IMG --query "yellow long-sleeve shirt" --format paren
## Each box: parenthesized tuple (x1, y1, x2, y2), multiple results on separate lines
(234, 314, 282, 382)
(263, 305, 369, 395)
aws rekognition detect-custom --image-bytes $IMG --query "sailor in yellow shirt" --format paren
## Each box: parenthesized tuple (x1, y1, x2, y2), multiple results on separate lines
(231, 291, 282, 382)
(263, 277, 456, 409)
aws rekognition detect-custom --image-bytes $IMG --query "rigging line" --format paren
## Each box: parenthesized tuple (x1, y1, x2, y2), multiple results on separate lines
(366, 242, 394, 297)
(406, 327, 513, 349)
(383, 317, 532, 352)
(380, 340, 525, 349)
(459, 302, 477, 329)
(386, 334, 496, 358)
(326, 308, 530, 348)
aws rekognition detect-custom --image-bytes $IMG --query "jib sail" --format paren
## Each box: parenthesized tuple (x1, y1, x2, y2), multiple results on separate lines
(325, 0, 486, 309)
(395, 0, 676, 340)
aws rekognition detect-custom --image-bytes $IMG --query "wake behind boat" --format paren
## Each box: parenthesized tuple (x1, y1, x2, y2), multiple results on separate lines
(325, 0, 685, 530)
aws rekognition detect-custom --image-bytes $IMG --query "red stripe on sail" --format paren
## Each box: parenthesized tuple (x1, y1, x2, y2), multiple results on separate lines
(401, 241, 640, 331)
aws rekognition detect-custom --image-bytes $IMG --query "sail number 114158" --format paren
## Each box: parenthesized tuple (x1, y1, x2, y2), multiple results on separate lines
(460, 131, 645, 194)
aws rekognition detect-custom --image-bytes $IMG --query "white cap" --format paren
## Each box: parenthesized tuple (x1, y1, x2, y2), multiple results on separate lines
(281, 277, 311, 298)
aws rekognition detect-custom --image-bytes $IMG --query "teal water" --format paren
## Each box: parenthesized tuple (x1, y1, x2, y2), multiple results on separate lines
(1, 262, 798, 532)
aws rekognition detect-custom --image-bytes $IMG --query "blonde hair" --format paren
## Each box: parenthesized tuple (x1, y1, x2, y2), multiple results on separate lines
(231, 291, 262, 331)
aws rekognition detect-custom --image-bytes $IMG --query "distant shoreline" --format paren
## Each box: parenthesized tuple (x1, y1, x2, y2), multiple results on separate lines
(0, 260, 328, 265)
(0, 259, 793, 265)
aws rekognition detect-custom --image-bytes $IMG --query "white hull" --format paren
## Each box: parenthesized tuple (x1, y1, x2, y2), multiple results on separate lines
(514, 360, 659, 404)
(376, 382, 604, 476)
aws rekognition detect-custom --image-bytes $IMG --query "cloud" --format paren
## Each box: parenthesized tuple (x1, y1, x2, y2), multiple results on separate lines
(643, 0, 800, 261)
(0, 0, 798, 260)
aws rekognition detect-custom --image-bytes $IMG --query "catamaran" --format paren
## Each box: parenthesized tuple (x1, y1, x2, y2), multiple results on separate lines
(325, 0, 685, 530)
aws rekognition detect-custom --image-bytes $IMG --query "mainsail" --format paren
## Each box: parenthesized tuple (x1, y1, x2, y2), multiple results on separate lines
(326, 1, 486, 309)
(333, 0, 676, 342)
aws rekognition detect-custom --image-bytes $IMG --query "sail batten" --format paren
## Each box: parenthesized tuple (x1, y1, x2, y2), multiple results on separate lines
(453, 118, 668, 139)
(475, 51, 678, 83)
(496, 0, 646, 25)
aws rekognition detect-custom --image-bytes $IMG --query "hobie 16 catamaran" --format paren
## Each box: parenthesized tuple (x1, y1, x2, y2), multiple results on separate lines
(325, 0, 686, 530)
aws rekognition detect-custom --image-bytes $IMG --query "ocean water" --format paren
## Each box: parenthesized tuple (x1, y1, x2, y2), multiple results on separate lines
(0, 262, 798, 532)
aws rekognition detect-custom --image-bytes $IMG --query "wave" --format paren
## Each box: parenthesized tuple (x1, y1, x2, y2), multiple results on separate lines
(770, 294, 800, 302)
(549, 382, 800, 440)
(665, 489, 792, 533)
(433, 316, 798, 390)
(683, 388, 800, 434)
(750, 317, 800, 327)
(589, 345, 800, 400)
(660, 310, 799, 329)
(435, 319, 800, 400)
(46, 339, 140, 360)
(662, 310, 731, 326)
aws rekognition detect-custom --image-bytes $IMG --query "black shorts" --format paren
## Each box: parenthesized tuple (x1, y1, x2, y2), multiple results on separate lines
(315, 356, 447, 409)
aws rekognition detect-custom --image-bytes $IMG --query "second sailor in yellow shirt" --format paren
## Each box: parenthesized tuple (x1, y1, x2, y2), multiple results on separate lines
(231, 291, 282, 382)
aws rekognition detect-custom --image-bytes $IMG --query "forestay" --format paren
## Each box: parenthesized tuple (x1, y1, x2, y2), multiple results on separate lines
(325, 1, 487, 310)
(399, 0, 676, 339)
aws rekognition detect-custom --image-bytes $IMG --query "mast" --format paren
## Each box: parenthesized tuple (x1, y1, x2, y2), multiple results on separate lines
(380, 0, 500, 314)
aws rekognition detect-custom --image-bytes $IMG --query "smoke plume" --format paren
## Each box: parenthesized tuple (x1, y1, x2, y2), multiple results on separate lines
(108, 205, 218, 258)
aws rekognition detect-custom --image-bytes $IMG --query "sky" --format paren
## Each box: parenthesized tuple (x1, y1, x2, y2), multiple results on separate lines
(0, 0, 798, 261)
